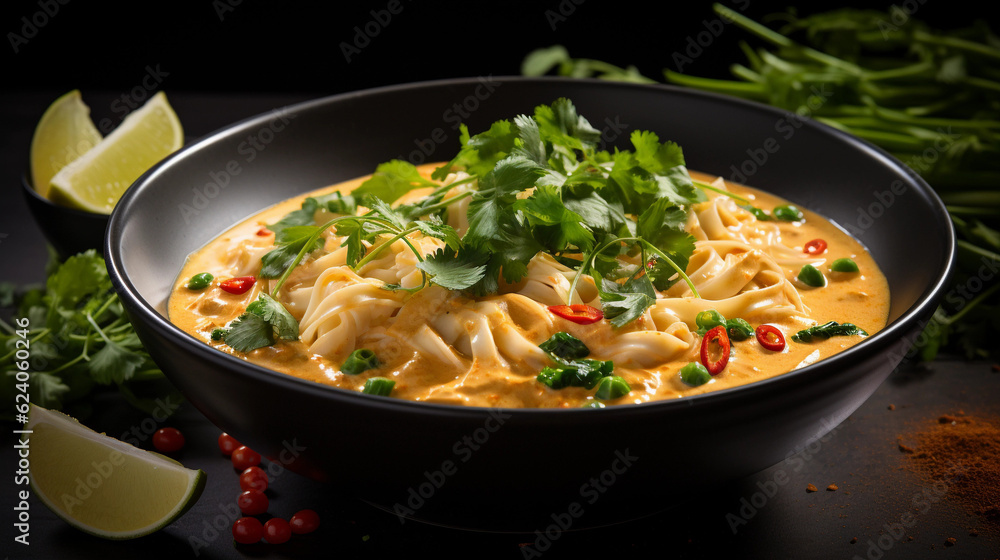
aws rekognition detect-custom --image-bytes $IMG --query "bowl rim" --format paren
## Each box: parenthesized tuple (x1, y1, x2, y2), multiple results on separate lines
(105, 76, 957, 419)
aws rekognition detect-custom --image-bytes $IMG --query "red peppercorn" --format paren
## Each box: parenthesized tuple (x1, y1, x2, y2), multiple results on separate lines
(232, 517, 264, 544)
(239, 466, 269, 492)
(237, 489, 269, 516)
(218, 433, 240, 456)
(264, 518, 292, 544)
(152, 427, 185, 453)
(289, 509, 320, 534)
(231, 445, 262, 470)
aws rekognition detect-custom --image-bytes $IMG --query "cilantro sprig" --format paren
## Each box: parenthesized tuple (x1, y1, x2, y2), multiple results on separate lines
(0, 250, 180, 419)
(228, 98, 711, 354)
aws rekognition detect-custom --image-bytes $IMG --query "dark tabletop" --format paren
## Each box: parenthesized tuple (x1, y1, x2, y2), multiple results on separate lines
(2, 1, 1000, 557)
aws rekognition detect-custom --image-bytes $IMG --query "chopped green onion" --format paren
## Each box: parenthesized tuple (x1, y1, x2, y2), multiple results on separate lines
(210, 328, 227, 341)
(361, 376, 395, 396)
(830, 258, 860, 273)
(696, 309, 727, 333)
(726, 318, 754, 341)
(773, 205, 804, 222)
(679, 362, 712, 386)
(740, 204, 772, 221)
(797, 264, 827, 288)
(186, 272, 214, 290)
(594, 375, 631, 400)
(342, 348, 380, 375)
(538, 332, 590, 360)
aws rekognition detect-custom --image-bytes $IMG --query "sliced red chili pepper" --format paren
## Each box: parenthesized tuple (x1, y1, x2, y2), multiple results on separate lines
(547, 304, 604, 325)
(700, 325, 731, 375)
(256, 227, 272, 236)
(755, 324, 786, 352)
(803, 239, 827, 255)
(219, 276, 256, 295)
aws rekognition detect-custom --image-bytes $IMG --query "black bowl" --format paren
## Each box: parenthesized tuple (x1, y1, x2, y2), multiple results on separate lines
(105, 77, 954, 531)
(22, 174, 109, 258)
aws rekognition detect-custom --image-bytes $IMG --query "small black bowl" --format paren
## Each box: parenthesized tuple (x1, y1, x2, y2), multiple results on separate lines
(106, 77, 955, 531)
(21, 174, 109, 258)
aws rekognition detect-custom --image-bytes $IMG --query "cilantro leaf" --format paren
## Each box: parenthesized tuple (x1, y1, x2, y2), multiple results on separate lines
(223, 312, 275, 353)
(246, 294, 300, 340)
(514, 184, 595, 253)
(435, 120, 518, 180)
(411, 218, 461, 251)
(352, 160, 436, 204)
(88, 339, 148, 384)
(534, 97, 602, 153)
(45, 250, 109, 310)
(636, 199, 697, 289)
(465, 156, 544, 249)
(598, 274, 658, 328)
(267, 197, 321, 235)
(416, 246, 489, 291)
(312, 191, 357, 215)
(259, 227, 325, 279)
(512, 113, 547, 166)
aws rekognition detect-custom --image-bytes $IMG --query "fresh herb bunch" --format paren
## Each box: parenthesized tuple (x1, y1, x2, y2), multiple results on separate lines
(0, 250, 180, 420)
(523, 5, 1000, 360)
(218, 97, 732, 355)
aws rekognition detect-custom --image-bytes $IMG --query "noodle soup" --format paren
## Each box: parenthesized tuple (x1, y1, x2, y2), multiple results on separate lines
(168, 166, 888, 408)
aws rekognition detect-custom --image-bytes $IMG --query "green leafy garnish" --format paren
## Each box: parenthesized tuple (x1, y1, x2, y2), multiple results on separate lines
(245, 96, 717, 361)
(523, 6, 1000, 360)
(538, 332, 591, 361)
(1, 250, 179, 419)
(217, 294, 299, 353)
(791, 321, 869, 343)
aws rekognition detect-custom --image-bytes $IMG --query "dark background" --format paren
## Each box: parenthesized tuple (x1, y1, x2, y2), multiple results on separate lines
(3, 1, 999, 559)
(3, 0, 989, 96)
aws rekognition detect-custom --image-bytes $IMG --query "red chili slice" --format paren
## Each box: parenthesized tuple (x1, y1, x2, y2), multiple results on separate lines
(755, 324, 786, 352)
(803, 239, 827, 255)
(700, 325, 731, 375)
(547, 304, 604, 325)
(256, 228, 272, 236)
(219, 276, 256, 295)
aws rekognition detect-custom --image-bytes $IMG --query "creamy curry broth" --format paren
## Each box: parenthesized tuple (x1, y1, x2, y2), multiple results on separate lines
(168, 167, 889, 408)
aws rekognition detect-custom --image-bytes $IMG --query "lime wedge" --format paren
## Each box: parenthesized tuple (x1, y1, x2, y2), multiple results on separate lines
(48, 91, 183, 214)
(29, 90, 103, 197)
(28, 404, 206, 539)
